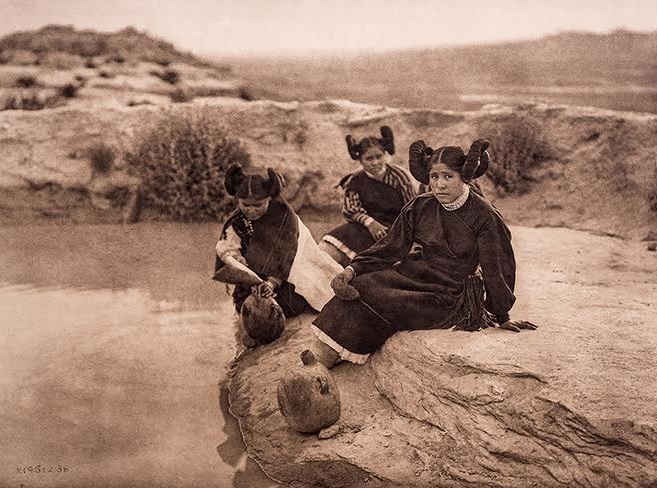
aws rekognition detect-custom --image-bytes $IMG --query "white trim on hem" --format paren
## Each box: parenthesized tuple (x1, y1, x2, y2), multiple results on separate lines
(310, 324, 370, 365)
(321, 235, 357, 260)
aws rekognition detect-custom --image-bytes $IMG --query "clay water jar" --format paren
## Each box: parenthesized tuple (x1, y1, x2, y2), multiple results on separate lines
(240, 294, 285, 344)
(277, 350, 341, 433)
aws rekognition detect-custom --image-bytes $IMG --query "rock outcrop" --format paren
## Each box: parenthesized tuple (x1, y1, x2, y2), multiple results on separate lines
(1, 99, 656, 237)
(228, 226, 657, 488)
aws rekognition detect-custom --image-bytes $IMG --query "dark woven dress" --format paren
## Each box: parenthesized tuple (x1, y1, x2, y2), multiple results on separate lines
(214, 197, 308, 317)
(312, 191, 516, 363)
(322, 163, 416, 260)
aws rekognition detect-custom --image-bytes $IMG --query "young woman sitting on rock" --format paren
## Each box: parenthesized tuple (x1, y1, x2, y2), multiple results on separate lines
(319, 126, 417, 267)
(310, 139, 537, 367)
(214, 164, 342, 318)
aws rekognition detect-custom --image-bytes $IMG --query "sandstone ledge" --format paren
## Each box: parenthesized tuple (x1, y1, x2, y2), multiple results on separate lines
(2, 100, 657, 238)
(228, 226, 657, 488)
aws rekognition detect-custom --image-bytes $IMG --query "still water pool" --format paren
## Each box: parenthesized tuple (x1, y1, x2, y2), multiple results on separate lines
(0, 223, 278, 488)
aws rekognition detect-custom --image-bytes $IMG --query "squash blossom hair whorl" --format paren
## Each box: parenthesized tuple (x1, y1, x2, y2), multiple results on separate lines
(408, 138, 491, 184)
(345, 126, 396, 161)
(224, 163, 284, 199)
(462, 139, 491, 181)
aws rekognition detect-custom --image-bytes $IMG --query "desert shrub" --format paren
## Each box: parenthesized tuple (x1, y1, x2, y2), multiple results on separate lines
(98, 69, 113, 79)
(647, 169, 657, 213)
(125, 108, 251, 220)
(155, 58, 171, 67)
(107, 53, 125, 64)
(86, 141, 116, 174)
(3, 94, 35, 110)
(15, 75, 37, 88)
(170, 87, 194, 103)
(2, 91, 64, 111)
(191, 86, 233, 97)
(159, 69, 180, 85)
(127, 98, 153, 107)
(150, 68, 181, 85)
(84, 58, 97, 68)
(477, 114, 554, 194)
(238, 87, 255, 101)
(58, 83, 78, 98)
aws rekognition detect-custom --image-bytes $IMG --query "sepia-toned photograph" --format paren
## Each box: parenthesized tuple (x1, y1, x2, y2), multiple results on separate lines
(1, 1, 656, 487)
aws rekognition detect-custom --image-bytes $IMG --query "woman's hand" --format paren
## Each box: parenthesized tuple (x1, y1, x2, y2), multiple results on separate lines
(499, 320, 538, 332)
(251, 279, 277, 299)
(367, 220, 388, 241)
(331, 267, 360, 301)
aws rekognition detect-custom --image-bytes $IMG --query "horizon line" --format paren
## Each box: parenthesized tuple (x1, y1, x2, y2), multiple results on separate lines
(2, 23, 655, 61)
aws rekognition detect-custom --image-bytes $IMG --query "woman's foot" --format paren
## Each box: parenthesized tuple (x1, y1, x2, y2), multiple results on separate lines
(318, 240, 351, 268)
(312, 336, 340, 368)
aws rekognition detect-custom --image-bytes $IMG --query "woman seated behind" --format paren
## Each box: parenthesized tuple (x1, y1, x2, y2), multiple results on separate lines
(311, 139, 537, 367)
(319, 126, 417, 267)
(214, 164, 343, 317)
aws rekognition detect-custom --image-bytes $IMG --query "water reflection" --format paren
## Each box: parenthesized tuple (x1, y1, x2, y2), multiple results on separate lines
(217, 384, 281, 488)
(0, 223, 278, 488)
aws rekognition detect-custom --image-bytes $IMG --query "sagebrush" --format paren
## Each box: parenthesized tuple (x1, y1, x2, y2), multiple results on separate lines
(14, 75, 37, 88)
(156, 69, 180, 85)
(58, 83, 78, 98)
(477, 114, 554, 194)
(125, 108, 251, 220)
(86, 141, 116, 174)
(170, 87, 194, 103)
(2, 91, 63, 111)
(647, 169, 657, 213)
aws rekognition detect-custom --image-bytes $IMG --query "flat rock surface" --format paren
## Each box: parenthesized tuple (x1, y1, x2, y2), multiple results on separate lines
(228, 226, 657, 488)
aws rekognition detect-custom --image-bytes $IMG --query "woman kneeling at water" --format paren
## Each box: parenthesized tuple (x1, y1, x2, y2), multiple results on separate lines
(214, 164, 342, 317)
(310, 139, 537, 367)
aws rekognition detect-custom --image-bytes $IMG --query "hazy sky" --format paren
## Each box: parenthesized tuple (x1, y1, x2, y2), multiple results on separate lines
(1, 0, 656, 56)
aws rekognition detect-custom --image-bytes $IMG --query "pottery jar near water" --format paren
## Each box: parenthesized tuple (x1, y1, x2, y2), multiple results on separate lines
(240, 294, 285, 345)
(277, 350, 341, 433)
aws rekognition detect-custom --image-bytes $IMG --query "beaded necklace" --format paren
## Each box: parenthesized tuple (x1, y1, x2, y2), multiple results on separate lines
(241, 215, 254, 236)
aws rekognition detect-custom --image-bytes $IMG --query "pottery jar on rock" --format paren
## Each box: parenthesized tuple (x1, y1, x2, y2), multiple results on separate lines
(277, 350, 341, 433)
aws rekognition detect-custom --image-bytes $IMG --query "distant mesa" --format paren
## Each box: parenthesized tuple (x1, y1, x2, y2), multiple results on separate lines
(0, 24, 216, 68)
(0, 25, 248, 111)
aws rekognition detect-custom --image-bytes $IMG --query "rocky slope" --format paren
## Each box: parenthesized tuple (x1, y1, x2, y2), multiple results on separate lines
(1, 99, 656, 239)
(0, 25, 247, 112)
(229, 226, 657, 488)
